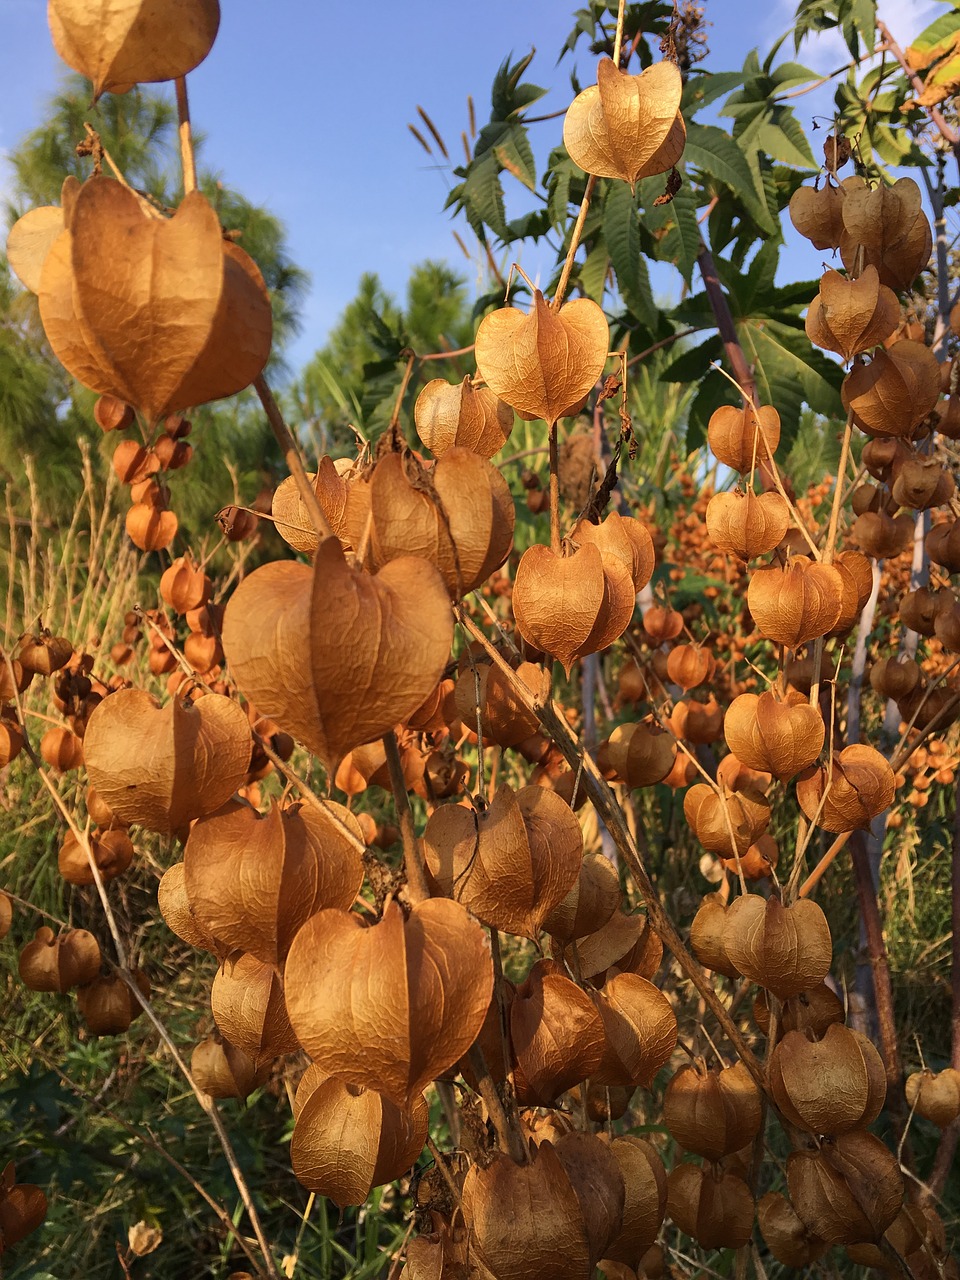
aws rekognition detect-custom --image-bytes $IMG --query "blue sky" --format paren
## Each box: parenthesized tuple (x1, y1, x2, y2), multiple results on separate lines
(0, 0, 943, 372)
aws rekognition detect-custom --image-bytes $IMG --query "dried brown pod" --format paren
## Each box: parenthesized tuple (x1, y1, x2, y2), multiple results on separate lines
(558, 909, 662, 983)
(422, 784, 582, 939)
(805, 267, 900, 361)
(39, 725, 83, 771)
(891, 458, 954, 510)
(221, 541, 453, 774)
(77, 969, 150, 1035)
(160, 556, 210, 614)
(863, 436, 912, 482)
(869, 656, 922, 700)
(125, 501, 178, 552)
(747, 557, 844, 648)
(690, 893, 741, 979)
(157, 862, 222, 954)
(758, 1191, 828, 1268)
(0, 1163, 48, 1251)
(904, 1067, 960, 1127)
(926, 519, 960, 572)
(705, 490, 791, 561)
(600, 721, 677, 788)
(538, 852, 621, 942)
(841, 342, 940, 438)
(572, 512, 656, 594)
(851, 509, 914, 559)
(452, 660, 541, 748)
(591, 972, 677, 1089)
(770, 1024, 886, 1135)
(899, 585, 955, 636)
(18, 926, 101, 992)
(663, 1059, 763, 1161)
(83, 688, 251, 833)
(94, 394, 135, 432)
(724, 894, 832, 999)
(665, 644, 714, 691)
(510, 962, 606, 1105)
(16, 632, 73, 677)
(787, 1130, 903, 1245)
(788, 180, 846, 250)
(667, 697, 723, 745)
(831, 550, 873, 636)
(0, 716, 25, 768)
(272, 457, 355, 554)
(210, 950, 299, 1066)
(112, 440, 160, 485)
(474, 291, 609, 426)
(414, 376, 513, 458)
(6, 201, 68, 293)
(154, 435, 192, 471)
(666, 1164, 754, 1250)
(723, 690, 824, 782)
(291, 1075, 428, 1207)
(284, 898, 492, 1107)
(796, 744, 896, 833)
(754, 982, 845, 1039)
(846, 1204, 930, 1271)
(641, 604, 684, 643)
(683, 784, 771, 859)
(0, 892, 12, 941)
(58, 828, 134, 886)
(839, 176, 932, 292)
(707, 403, 780, 472)
(564, 57, 684, 185)
(721, 831, 778, 880)
(601, 1136, 667, 1264)
(191, 1034, 270, 1100)
(184, 799, 363, 965)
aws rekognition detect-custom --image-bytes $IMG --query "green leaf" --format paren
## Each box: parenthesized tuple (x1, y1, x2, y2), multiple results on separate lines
(907, 7, 960, 68)
(660, 335, 722, 383)
(684, 121, 776, 234)
(463, 150, 508, 240)
(579, 237, 610, 303)
(755, 111, 816, 168)
(604, 182, 657, 329)
(641, 172, 700, 284)
(491, 51, 547, 119)
(681, 71, 744, 116)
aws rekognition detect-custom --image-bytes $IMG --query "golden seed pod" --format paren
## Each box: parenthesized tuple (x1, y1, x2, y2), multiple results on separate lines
(600, 1136, 667, 1264)
(707, 403, 780, 473)
(690, 893, 741, 979)
(788, 180, 846, 250)
(747, 557, 844, 648)
(663, 1059, 763, 1161)
(18, 926, 101, 993)
(769, 1024, 886, 1135)
(904, 1067, 960, 1127)
(210, 950, 300, 1067)
(599, 721, 678, 788)
(841, 341, 940, 438)
(724, 894, 832, 999)
(723, 690, 824, 782)
(796, 744, 896, 833)
(191, 1034, 270, 1100)
(666, 1164, 755, 1251)
(805, 266, 899, 361)
(705, 490, 791, 561)
(683, 784, 771, 859)
(414, 375, 513, 458)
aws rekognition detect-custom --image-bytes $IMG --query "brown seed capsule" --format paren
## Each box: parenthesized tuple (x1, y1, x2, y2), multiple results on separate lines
(666, 1164, 754, 1250)
(58, 827, 134, 886)
(758, 1191, 828, 1267)
(77, 970, 150, 1035)
(707, 404, 780, 473)
(787, 1130, 903, 1245)
(796, 744, 896, 833)
(191, 1034, 270, 1100)
(904, 1067, 960, 1127)
(690, 893, 741, 979)
(770, 1024, 886, 1135)
(724, 895, 832, 999)
(19, 926, 101, 992)
(684, 784, 771, 859)
(663, 1059, 763, 1160)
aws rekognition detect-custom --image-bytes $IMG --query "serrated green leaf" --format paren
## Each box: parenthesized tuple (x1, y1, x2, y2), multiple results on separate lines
(492, 125, 537, 191)
(604, 182, 657, 329)
(579, 238, 610, 304)
(463, 150, 508, 240)
(755, 111, 816, 167)
(770, 60, 819, 89)
(647, 174, 700, 284)
(684, 121, 776, 234)
(681, 71, 744, 116)
(660, 335, 722, 383)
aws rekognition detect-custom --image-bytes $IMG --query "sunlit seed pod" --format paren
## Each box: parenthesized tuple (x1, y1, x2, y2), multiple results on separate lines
(58, 827, 134, 886)
(511, 963, 606, 1105)
(788, 180, 846, 250)
(707, 403, 780, 473)
(705, 490, 791, 561)
(18, 926, 101, 993)
(414, 375, 514, 458)
(841, 341, 940, 438)
(663, 1059, 763, 1160)
(159, 556, 210, 614)
(0, 716, 25, 767)
(786, 1130, 904, 1246)
(805, 266, 899, 361)
(838, 176, 932, 292)
(591, 973, 677, 1089)
(690, 893, 741, 979)
(904, 1067, 960, 1127)
(724, 894, 832, 999)
(666, 697, 723, 745)
(126, 501, 178, 551)
(641, 605, 684, 644)
(747, 557, 844, 648)
(600, 721, 677, 788)
(210, 950, 300, 1067)
(723, 690, 824, 782)
(191, 1033, 270, 1100)
(573, 511, 656, 595)
(543, 852, 621, 942)
(16, 632, 73, 677)
(683, 784, 771, 859)
(94, 394, 134, 432)
(39, 725, 83, 771)
(769, 1023, 885, 1135)
(665, 643, 715, 690)
(796, 744, 896, 833)
(553, 909, 662, 984)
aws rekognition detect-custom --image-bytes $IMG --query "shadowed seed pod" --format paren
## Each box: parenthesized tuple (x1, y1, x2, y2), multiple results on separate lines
(926, 519, 960, 572)
(707, 404, 780, 472)
(841, 341, 940, 438)
(600, 1136, 667, 1264)
(663, 1059, 763, 1160)
(891, 458, 955, 510)
(591, 972, 678, 1089)
(869, 656, 922, 701)
(452, 659, 541, 748)
(723, 895, 832, 999)
(852, 508, 915, 559)
(666, 1164, 754, 1250)
(272, 457, 356, 553)
(39, 726, 83, 771)
(758, 1191, 828, 1267)
(16, 632, 73, 676)
(899, 586, 955, 636)
(786, 1130, 904, 1246)
(754, 982, 845, 1039)
(511, 962, 606, 1104)
(683, 784, 771, 859)
(705, 490, 791, 561)
(191, 1033, 270, 1099)
(58, 827, 134, 885)
(77, 970, 150, 1035)
(553, 909, 662, 984)
(769, 1024, 886, 1134)
(723, 690, 824, 782)
(796, 744, 896, 833)
(210, 950, 300, 1066)
(158, 861, 223, 954)
(838, 176, 933, 292)
(789, 180, 845, 250)
(690, 893, 741, 979)
(667, 698, 723, 744)
(665, 644, 714, 691)
(805, 266, 899, 361)
(598, 721, 677, 788)
(18, 926, 101, 992)
(831, 550, 873, 634)
(542, 852, 621, 941)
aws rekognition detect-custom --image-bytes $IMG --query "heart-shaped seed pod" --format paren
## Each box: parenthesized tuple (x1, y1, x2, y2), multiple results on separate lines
(721, 832, 778, 881)
(805, 267, 900, 361)
(6, 200, 68, 294)
(897, 684, 958, 733)
(510, 964, 607, 1105)
(462, 1139, 616, 1280)
(591, 973, 677, 1089)
(563, 58, 684, 186)
(831, 550, 874, 636)
(18, 926, 101, 992)
(723, 895, 832, 999)
(852, 509, 915, 559)
(272, 457, 356, 554)
(475, 291, 609, 426)
(599, 721, 677, 788)
(723, 690, 824, 782)
(16, 632, 73, 677)
(400, 1220, 483, 1280)
(39, 725, 84, 771)
(0, 1165, 48, 1251)
(899, 585, 955, 636)
(841, 342, 940, 438)
(285, 898, 492, 1107)
(707, 403, 780, 473)
(222, 541, 453, 773)
(788, 180, 846, 250)
(513, 541, 635, 676)
(747, 557, 844, 648)
(667, 697, 724, 745)
(452, 660, 541, 748)
(345, 449, 515, 598)
(125, 500, 178, 551)
(758, 1192, 828, 1267)
(158, 862, 223, 954)
(892, 458, 955, 510)
(904, 1068, 960, 1127)
(770, 1024, 886, 1135)
(48, 0, 219, 97)
(210, 950, 299, 1066)
(291, 1075, 428, 1207)
(754, 982, 845, 1039)
(690, 894, 741, 979)
(542, 852, 621, 942)
(553, 1132, 628, 1271)
(839, 176, 932, 292)
(58, 828, 134, 886)
(77, 969, 150, 1035)
(663, 1059, 763, 1161)
(601, 1136, 667, 1264)
(423, 785, 581, 939)
(787, 1131, 903, 1245)
(683, 785, 771, 859)
(572, 512, 656, 594)
(927, 519, 960, 572)
(83, 688, 251, 834)
(0, 717, 24, 768)
(184, 799, 364, 965)
(190, 1034, 270, 1100)
(869, 657, 923, 700)
(414, 376, 513, 458)
(555, 910, 662, 984)
(796, 744, 896, 833)
(665, 644, 715, 691)
(863, 436, 913, 481)
(159, 555, 210, 614)
(641, 605, 684, 643)
(706, 491, 791, 561)
(666, 1165, 754, 1250)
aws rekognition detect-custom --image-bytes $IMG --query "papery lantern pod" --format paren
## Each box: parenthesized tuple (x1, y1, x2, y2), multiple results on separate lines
(0, 716, 25, 768)
(721, 831, 778, 880)
(831, 550, 873, 635)
(159, 555, 209, 614)
(39, 725, 83, 771)
(184, 631, 222, 674)
(841, 342, 940, 438)
(707, 403, 780, 473)
(747, 557, 844, 648)
(126, 500, 178, 552)
(563, 57, 684, 185)
(158, 861, 223, 954)
(839, 177, 933, 292)
(600, 1136, 667, 1265)
(452, 659, 541, 748)
(851, 480, 886, 515)
(18, 926, 101, 993)
(723, 690, 824, 782)
(191, 1033, 270, 1100)
(897, 684, 959, 733)
(661, 753, 697, 789)
(716, 752, 773, 796)
(904, 1067, 960, 1127)
(556, 910, 663, 983)
(510, 962, 605, 1105)
(414, 375, 514, 459)
(663, 1059, 763, 1161)
(617, 658, 648, 705)
(58, 827, 134, 886)
(667, 697, 723, 745)
(334, 740, 392, 795)
(863, 436, 912, 482)
(513, 541, 635, 676)
(796, 743, 896, 833)
(846, 1203, 930, 1271)
(210, 950, 299, 1066)
(222, 540, 453, 774)
(572, 512, 656, 594)
(6, 200, 69, 295)
(705, 489, 791, 562)
(787, 1131, 903, 1245)
(851, 509, 915, 558)
(805, 267, 900, 361)
(788, 180, 846, 250)
(600, 721, 677, 788)
(899, 585, 955, 636)
(0, 1167, 48, 1251)
(723, 894, 832, 999)
(0, 892, 12, 941)
(77, 968, 150, 1035)
(640, 605, 683, 644)
(769, 1024, 886, 1135)
(690, 893, 741, 979)
(869, 656, 923, 700)
(570, 1080, 635, 1123)
(48, 0, 219, 97)
(345, 449, 515, 599)
(400, 1218, 494, 1280)
(753, 982, 845, 1039)
(83, 688, 251, 834)
(683, 784, 771, 859)
(591, 973, 677, 1089)
(462, 1140, 598, 1280)
(758, 1191, 829, 1267)
(891, 458, 955, 510)
(666, 1163, 755, 1250)
(272, 457, 356, 554)
(422, 784, 581, 940)
(543, 852, 621, 942)
(16, 631, 73, 677)
(184, 798, 364, 965)
(665, 644, 714, 691)
(551, 1131, 627, 1270)
(285, 898, 492, 1107)
(474, 290, 608, 426)
(926, 519, 960, 572)
(291, 1075, 428, 1207)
